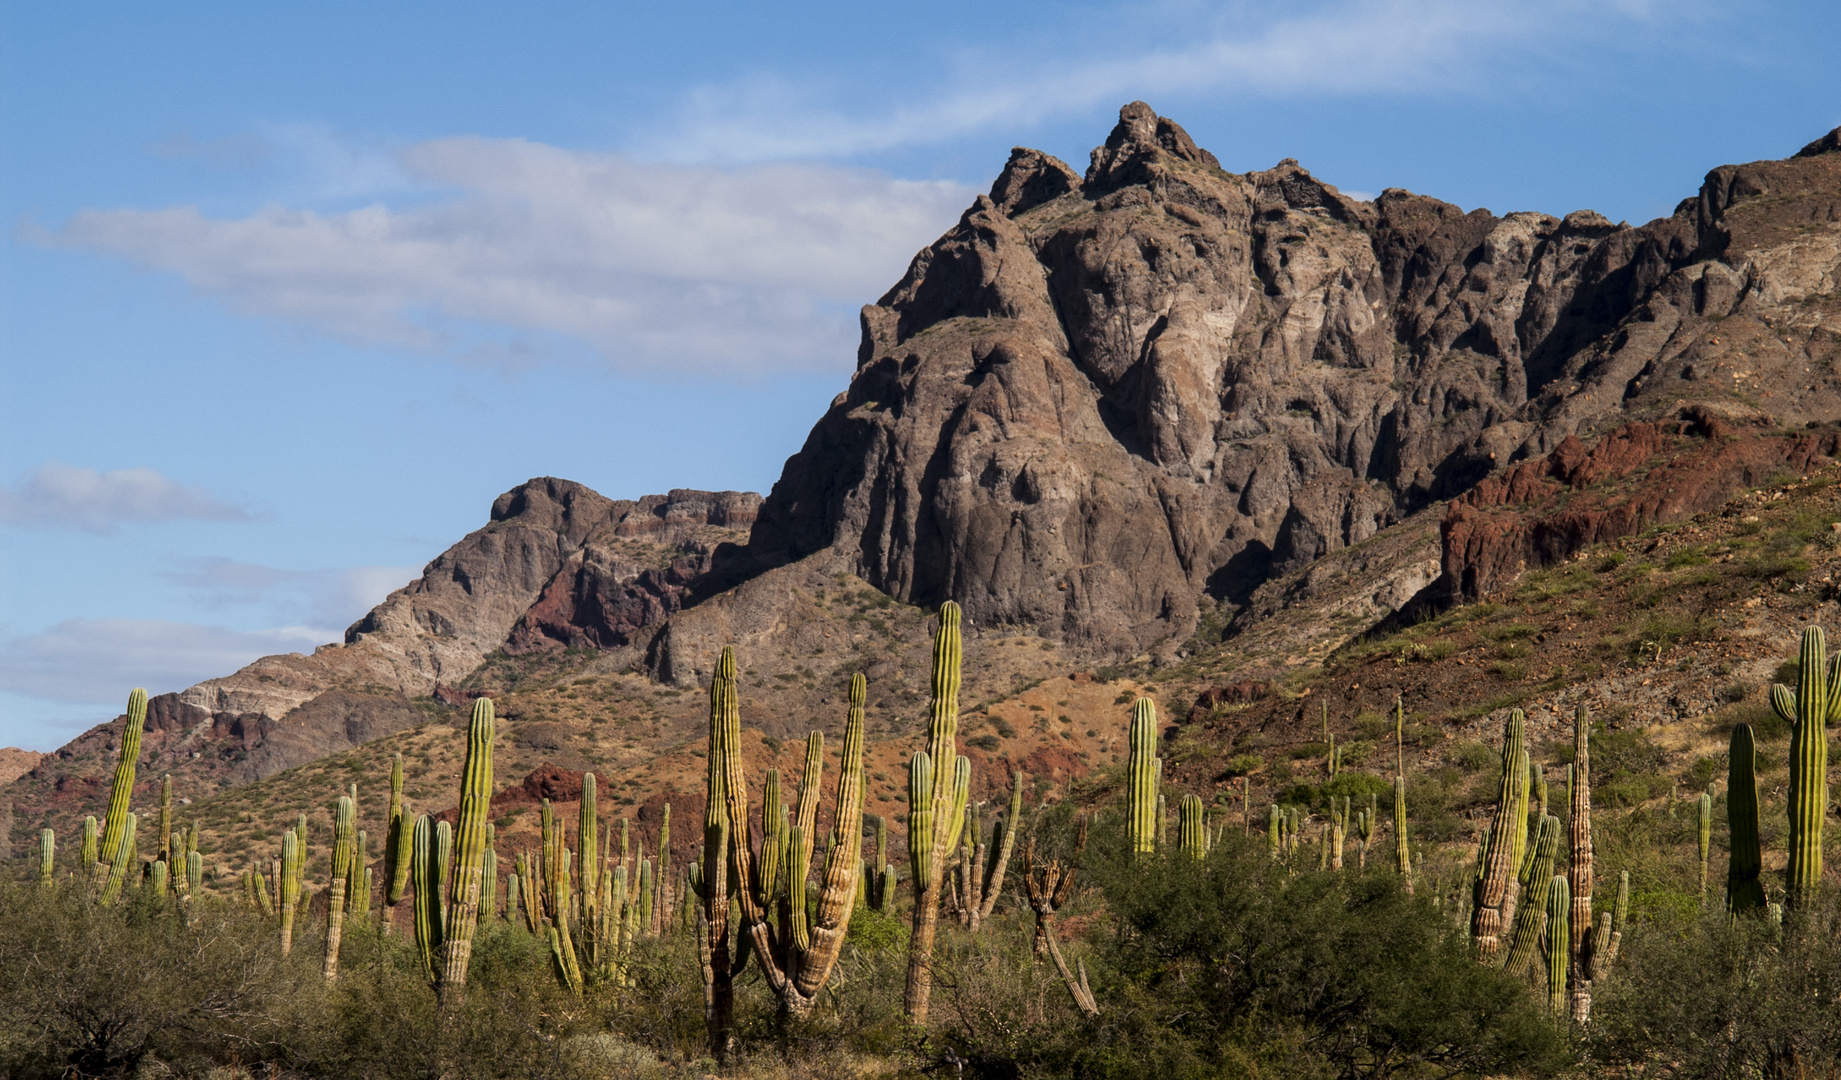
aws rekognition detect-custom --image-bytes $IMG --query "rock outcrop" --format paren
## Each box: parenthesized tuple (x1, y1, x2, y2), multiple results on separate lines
(744, 104, 1841, 658)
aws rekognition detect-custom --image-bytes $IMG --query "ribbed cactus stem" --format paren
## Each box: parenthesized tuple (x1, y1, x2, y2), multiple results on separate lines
(82, 815, 98, 881)
(1726, 723, 1765, 913)
(1504, 814, 1561, 977)
(1772, 625, 1837, 902)
(411, 815, 442, 986)
(1268, 804, 1281, 857)
(1126, 699, 1160, 856)
(279, 828, 301, 955)
(1546, 875, 1571, 1015)
(325, 795, 356, 980)
(385, 752, 410, 931)
(438, 696, 495, 996)
(655, 802, 671, 936)
(187, 850, 203, 898)
(1471, 709, 1529, 960)
(98, 810, 138, 905)
(1330, 797, 1346, 871)
(1607, 870, 1629, 967)
(99, 689, 148, 871)
(578, 772, 600, 968)
(1393, 775, 1411, 892)
(977, 769, 1025, 922)
(157, 774, 173, 868)
(481, 843, 497, 925)
(1179, 793, 1207, 860)
(1697, 790, 1712, 897)
(39, 828, 54, 886)
(150, 859, 168, 898)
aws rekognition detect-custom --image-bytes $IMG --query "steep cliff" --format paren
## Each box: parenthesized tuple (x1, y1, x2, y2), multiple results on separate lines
(746, 103, 1841, 658)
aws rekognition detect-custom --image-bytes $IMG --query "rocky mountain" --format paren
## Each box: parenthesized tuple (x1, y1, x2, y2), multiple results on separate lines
(5, 103, 1840, 855)
(745, 102, 1841, 658)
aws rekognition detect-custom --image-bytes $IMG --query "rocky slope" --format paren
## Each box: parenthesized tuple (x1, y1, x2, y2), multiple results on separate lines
(745, 103, 1841, 658)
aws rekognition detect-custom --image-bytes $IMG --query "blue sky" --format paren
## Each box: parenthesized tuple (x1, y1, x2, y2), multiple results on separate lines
(1, 0, 1836, 751)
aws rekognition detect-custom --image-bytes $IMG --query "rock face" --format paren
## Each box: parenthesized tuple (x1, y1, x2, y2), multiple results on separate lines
(746, 104, 1841, 657)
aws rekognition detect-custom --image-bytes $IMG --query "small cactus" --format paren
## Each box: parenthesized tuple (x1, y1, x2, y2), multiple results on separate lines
(1697, 791, 1712, 897)
(279, 828, 301, 955)
(38, 828, 54, 887)
(1179, 793, 1207, 860)
(1546, 875, 1571, 1015)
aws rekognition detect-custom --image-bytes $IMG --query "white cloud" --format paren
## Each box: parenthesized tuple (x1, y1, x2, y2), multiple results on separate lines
(163, 557, 418, 631)
(0, 462, 255, 532)
(47, 141, 974, 375)
(0, 619, 328, 705)
(648, 0, 1678, 162)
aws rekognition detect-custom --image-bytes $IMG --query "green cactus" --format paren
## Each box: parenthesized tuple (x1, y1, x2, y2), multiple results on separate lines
(99, 689, 148, 875)
(38, 828, 54, 887)
(578, 772, 601, 969)
(541, 797, 582, 992)
(1606, 870, 1629, 969)
(1503, 814, 1562, 977)
(1771, 625, 1839, 901)
(149, 859, 168, 899)
(482, 841, 497, 925)
(356, 866, 373, 924)
(1472, 709, 1530, 960)
(655, 803, 671, 936)
(349, 828, 368, 916)
(279, 828, 301, 955)
(99, 811, 138, 905)
(1179, 793, 1207, 859)
(156, 774, 173, 868)
(972, 770, 1026, 926)
(324, 795, 356, 979)
(1330, 797, 1347, 871)
(186, 850, 203, 898)
(1268, 804, 1281, 857)
(1567, 704, 1595, 1024)
(81, 816, 98, 878)
(411, 815, 443, 987)
(637, 856, 654, 945)
(1697, 790, 1712, 898)
(1393, 775, 1411, 891)
(1126, 699, 1160, 856)
(1546, 874, 1571, 1015)
(385, 752, 410, 931)
(1726, 723, 1766, 913)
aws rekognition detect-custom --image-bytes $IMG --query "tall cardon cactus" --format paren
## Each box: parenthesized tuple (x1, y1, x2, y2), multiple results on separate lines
(1503, 814, 1561, 977)
(1726, 723, 1766, 913)
(903, 604, 965, 1024)
(99, 689, 148, 880)
(1546, 875, 1571, 1016)
(1126, 699, 1161, 856)
(1567, 703, 1595, 1023)
(411, 815, 442, 987)
(437, 697, 496, 1000)
(1471, 709, 1529, 961)
(39, 828, 54, 887)
(279, 828, 301, 955)
(1393, 697, 1412, 893)
(1771, 625, 1839, 902)
(1697, 790, 1712, 898)
(325, 794, 356, 980)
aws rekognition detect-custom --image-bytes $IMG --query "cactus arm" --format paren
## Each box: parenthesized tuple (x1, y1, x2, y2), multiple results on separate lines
(99, 689, 148, 869)
(578, 772, 600, 969)
(1546, 875, 1571, 1015)
(1781, 627, 1829, 900)
(978, 769, 1025, 920)
(1503, 815, 1561, 977)
(386, 752, 410, 914)
(1179, 794, 1206, 860)
(791, 672, 869, 1004)
(38, 828, 54, 886)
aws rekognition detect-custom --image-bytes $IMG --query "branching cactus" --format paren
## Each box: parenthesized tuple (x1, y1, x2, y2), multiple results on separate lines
(100, 689, 148, 878)
(1180, 794, 1207, 860)
(1471, 709, 1529, 961)
(1726, 723, 1766, 913)
(280, 828, 301, 956)
(1504, 814, 1561, 977)
(1393, 698, 1412, 893)
(325, 795, 356, 980)
(1771, 625, 1839, 902)
(411, 815, 442, 987)
(900, 606, 965, 1024)
(1126, 700, 1161, 856)
(1546, 875, 1571, 1016)
(437, 697, 495, 999)
(384, 752, 410, 933)
(710, 650, 871, 1023)
(39, 828, 54, 887)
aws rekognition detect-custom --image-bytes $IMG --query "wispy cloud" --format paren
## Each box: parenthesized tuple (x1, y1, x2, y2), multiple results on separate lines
(164, 557, 418, 632)
(0, 462, 255, 533)
(0, 619, 328, 705)
(44, 140, 973, 375)
(646, 0, 1681, 162)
